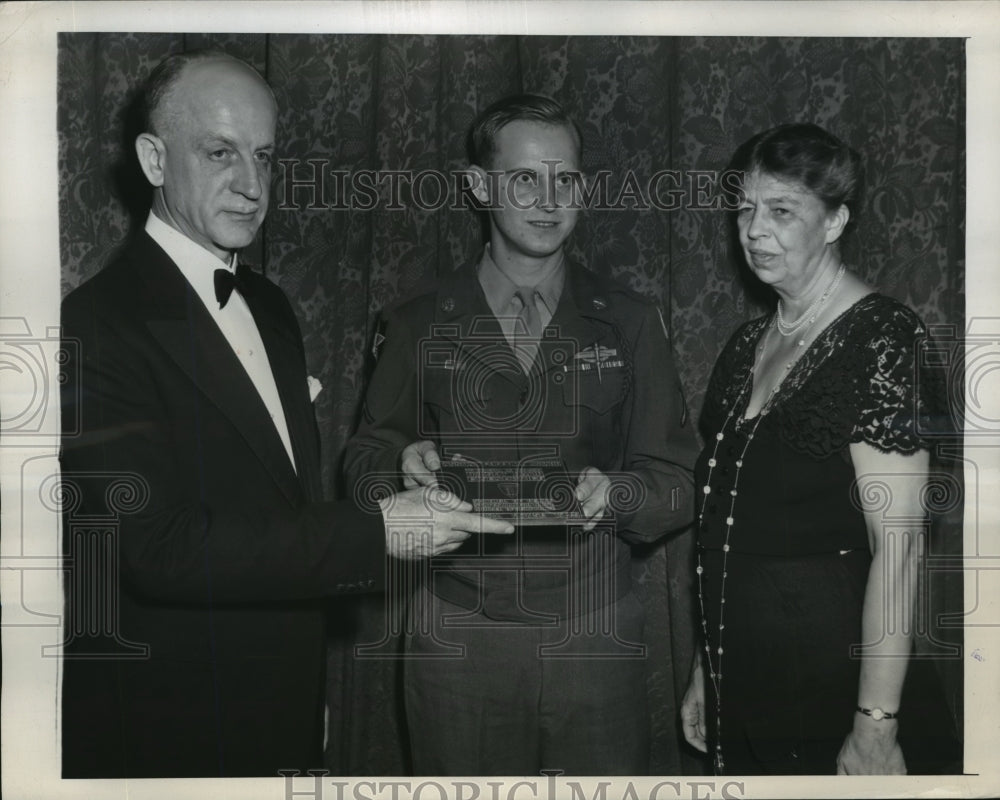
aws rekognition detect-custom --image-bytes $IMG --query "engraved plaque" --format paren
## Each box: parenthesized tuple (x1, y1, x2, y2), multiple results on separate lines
(438, 458, 586, 526)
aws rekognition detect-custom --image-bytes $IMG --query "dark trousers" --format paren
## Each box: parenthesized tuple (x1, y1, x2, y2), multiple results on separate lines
(403, 584, 650, 776)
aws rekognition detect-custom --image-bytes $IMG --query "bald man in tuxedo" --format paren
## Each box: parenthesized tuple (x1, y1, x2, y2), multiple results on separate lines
(59, 50, 510, 779)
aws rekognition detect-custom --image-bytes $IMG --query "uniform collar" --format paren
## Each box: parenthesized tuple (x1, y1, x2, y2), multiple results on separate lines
(434, 253, 615, 329)
(476, 243, 565, 318)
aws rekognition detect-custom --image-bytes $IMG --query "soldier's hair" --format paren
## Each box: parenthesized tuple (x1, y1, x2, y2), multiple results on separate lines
(468, 93, 582, 168)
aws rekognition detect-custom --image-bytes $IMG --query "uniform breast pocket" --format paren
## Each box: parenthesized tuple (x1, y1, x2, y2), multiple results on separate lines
(420, 371, 457, 424)
(561, 368, 628, 414)
(421, 366, 499, 434)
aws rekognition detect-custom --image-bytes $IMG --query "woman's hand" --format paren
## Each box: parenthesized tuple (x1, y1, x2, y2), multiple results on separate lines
(680, 655, 708, 753)
(836, 717, 906, 774)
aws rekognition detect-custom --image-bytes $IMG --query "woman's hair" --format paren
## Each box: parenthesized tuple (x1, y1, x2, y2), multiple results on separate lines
(728, 123, 864, 227)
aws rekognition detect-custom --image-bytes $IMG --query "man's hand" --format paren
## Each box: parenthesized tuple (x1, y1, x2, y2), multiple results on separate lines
(400, 440, 441, 488)
(575, 466, 611, 531)
(380, 486, 514, 560)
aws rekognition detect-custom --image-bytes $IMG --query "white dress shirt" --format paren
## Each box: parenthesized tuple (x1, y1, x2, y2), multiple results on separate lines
(145, 212, 297, 472)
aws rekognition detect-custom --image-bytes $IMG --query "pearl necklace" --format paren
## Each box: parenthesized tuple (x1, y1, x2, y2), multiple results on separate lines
(695, 324, 774, 775)
(697, 267, 847, 773)
(775, 263, 846, 337)
(695, 299, 831, 774)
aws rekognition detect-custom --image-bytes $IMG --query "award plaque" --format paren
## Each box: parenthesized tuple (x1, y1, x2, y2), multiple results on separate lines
(438, 458, 586, 526)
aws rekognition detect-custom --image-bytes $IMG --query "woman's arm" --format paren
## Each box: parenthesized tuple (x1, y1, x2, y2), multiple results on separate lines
(837, 442, 929, 774)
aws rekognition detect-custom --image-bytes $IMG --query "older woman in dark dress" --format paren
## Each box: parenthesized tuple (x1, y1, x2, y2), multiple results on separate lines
(679, 123, 936, 775)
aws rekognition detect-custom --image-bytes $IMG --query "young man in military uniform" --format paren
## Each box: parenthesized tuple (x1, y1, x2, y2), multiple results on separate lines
(344, 94, 697, 775)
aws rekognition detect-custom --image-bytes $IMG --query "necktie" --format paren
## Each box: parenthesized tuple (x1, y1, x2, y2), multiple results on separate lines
(512, 288, 543, 372)
(514, 288, 544, 339)
(214, 265, 253, 309)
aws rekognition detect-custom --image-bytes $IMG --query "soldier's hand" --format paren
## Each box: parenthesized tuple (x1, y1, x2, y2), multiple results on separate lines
(400, 440, 441, 488)
(576, 466, 611, 531)
(379, 486, 514, 560)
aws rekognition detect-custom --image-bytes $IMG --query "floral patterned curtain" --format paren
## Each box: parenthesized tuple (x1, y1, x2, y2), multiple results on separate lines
(59, 33, 964, 775)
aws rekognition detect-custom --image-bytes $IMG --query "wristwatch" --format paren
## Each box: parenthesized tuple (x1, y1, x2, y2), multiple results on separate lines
(856, 705, 898, 721)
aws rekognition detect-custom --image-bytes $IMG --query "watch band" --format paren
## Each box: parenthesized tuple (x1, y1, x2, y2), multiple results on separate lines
(856, 705, 898, 721)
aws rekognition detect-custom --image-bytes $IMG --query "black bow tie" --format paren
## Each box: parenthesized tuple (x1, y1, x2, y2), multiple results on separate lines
(214, 265, 253, 309)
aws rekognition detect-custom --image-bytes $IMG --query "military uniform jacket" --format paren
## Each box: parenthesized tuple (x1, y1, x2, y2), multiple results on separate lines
(344, 258, 697, 618)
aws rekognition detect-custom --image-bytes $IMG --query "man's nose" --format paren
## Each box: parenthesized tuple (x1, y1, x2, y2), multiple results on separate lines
(537, 178, 559, 212)
(232, 156, 264, 200)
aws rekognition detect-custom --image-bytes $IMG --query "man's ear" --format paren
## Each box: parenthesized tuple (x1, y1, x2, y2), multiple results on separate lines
(135, 133, 166, 188)
(467, 165, 489, 205)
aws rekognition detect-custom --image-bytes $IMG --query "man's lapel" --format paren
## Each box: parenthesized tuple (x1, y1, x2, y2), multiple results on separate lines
(130, 232, 304, 506)
(433, 262, 534, 390)
(242, 286, 324, 503)
(540, 260, 619, 376)
(433, 259, 620, 384)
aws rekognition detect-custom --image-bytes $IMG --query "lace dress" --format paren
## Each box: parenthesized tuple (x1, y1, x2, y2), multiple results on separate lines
(694, 293, 936, 774)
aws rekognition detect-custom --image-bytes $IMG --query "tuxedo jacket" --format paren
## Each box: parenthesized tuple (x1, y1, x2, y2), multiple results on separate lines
(60, 231, 384, 778)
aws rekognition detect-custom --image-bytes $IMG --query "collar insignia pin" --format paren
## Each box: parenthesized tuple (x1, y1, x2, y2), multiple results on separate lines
(592, 297, 607, 310)
(440, 297, 455, 313)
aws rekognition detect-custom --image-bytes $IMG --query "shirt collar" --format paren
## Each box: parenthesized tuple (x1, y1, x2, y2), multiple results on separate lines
(477, 243, 565, 317)
(145, 211, 238, 311)
(146, 211, 237, 272)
